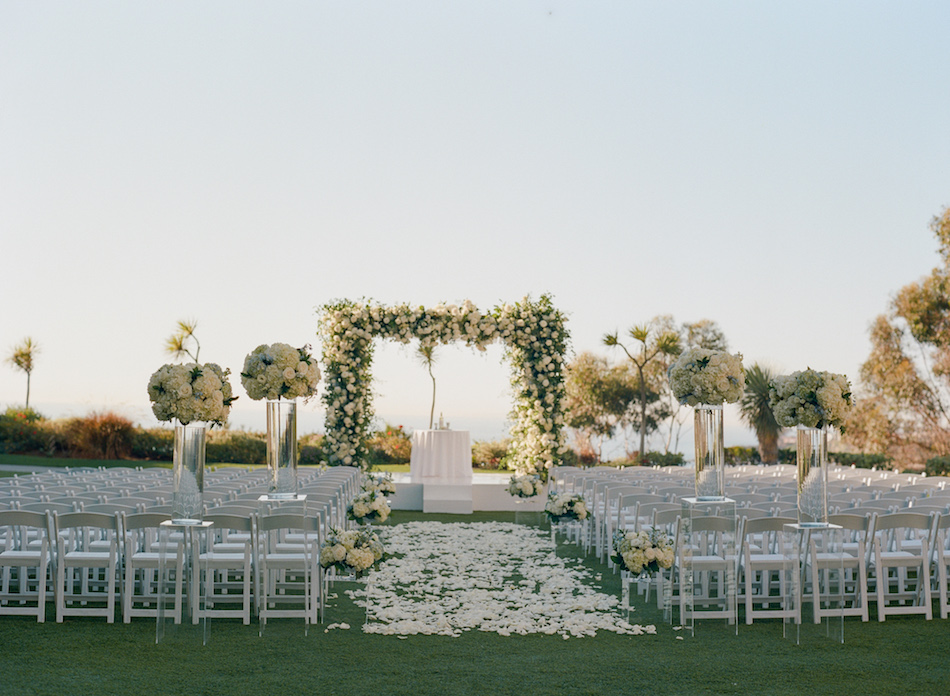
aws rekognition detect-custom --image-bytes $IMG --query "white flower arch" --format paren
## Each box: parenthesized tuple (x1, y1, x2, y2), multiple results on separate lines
(316, 295, 569, 479)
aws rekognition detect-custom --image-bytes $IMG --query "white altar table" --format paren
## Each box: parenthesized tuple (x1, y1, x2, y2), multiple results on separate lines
(409, 430, 473, 513)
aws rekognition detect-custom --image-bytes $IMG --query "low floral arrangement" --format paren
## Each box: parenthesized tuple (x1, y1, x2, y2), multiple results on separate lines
(241, 343, 321, 401)
(147, 363, 236, 426)
(544, 493, 588, 523)
(319, 526, 385, 577)
(611, 528, 675, 576)
(768, 369, 852, 429)
(362, 472, 396, 497)
(668, 348, 744, 406)
(508, 474, 544, 498)
(347, 490, 392, 524)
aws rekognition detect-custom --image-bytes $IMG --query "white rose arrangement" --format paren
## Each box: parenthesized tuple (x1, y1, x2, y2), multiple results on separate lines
(544, 492, 588, 523)
(611, 528, 674, 576)
(362, 472, 396, 497)
(768, 369, 853, 430)
(508, 473, 544, 498)
(147, 362, 236, 426)
(668, 348, 745, 406)
(347, 489, 392, 524)
(319, 526, 385, 577)
(241, 343, 321, 401)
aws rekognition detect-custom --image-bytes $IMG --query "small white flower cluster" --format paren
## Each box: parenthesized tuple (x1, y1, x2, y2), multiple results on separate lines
(317, 295, 569, 476)
(319, 526, 385, 576)
(347, 489, 392, 523)
(544, 492, 588, 522)
(668, 348, 745, 406)
(508, 474, 544, 498)
(611, 528, 674, 576)
(362, 472, 396, 497)
(769, 369, 852, 429)
(241, 343, 321, 401)
(147, 362, 235, 426)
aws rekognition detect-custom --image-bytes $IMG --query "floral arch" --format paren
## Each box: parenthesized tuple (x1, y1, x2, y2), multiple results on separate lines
(316, 295, 569, 479)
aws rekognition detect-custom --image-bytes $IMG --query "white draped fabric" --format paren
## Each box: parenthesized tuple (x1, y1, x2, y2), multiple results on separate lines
(409, 430, 472, 484)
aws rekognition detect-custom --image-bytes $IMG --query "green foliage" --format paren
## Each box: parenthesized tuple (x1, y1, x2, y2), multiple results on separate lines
(778, 448, 797, 465)
(472, 438, 511, 469)
(365, 424, 412, 468)
(63, 412, 135, 460)
(206, 431, 267, 464)
(925, 455, 950, 476)
(299, 433, 326, 465)
(829, 451, 894, 470)
(0, 406, 49, 454)
(608, 451, 686, 468)
(739, 363, 781, 464)
(724, 446, 761, 465)
(129, 428, 174, 460)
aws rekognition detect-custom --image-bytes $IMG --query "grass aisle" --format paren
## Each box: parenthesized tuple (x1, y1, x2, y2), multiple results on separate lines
(0, 512, 947, 696)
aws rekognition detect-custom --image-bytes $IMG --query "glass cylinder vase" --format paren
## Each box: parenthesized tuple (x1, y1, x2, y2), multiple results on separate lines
(694, 404, 725, 500)
(266, 398, 298, 498)
(797, 425, 829, 525)
(172, 421, 206, 523)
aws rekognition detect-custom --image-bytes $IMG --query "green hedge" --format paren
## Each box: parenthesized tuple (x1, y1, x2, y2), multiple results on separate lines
(925, 455, 950, 476)
(830, 452, 893, 470)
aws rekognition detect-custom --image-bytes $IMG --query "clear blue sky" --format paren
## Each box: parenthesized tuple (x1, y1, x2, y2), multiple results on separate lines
(2, 2, 948, 456)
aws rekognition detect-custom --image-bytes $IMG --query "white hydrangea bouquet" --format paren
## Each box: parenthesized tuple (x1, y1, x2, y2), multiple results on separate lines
(147, 363, 236, 426)
(241, 343, 321, 401)
(319, 526, 385, 577)
(362, 472, 396, 497)
(768, 369, 852, 429)
(544, 492, 588, 523)
(668, 348, 745, 406)
(508, 473, 544, 498)
(611, 528, 675, 576)
(347, 489, 392, 524)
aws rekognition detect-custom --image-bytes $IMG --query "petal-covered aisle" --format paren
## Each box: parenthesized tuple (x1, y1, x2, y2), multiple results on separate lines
(349, 521, 657, 638)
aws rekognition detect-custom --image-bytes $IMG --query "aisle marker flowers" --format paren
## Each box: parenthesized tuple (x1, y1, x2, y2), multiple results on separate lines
(611, 528, 675, 577)
(508, 474, 544, 498)
(319, 526, 385, 577)
(347, 489, 392, 524)
(544, 492, 588, 523)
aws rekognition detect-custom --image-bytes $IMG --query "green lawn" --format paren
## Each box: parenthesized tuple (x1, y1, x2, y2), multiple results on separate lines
(0, 511, 946, 696)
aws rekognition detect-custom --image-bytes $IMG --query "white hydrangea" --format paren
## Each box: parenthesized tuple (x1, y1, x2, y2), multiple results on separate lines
(241, 342, 321, 401)
(611, 528, 674, 576)
(320, 525, 384, 577)
(668, 348, 745, 406)
(147, 362, 235, 426)
(544, 492, 588, 521)
(769, 369, 852, 429)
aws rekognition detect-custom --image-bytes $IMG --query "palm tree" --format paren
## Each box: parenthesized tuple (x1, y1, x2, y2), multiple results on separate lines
(739, 363, 782, 464)
(165, 319, 200, 362)
(6, 337, 39, 408)
(417, 342, 438, 429)
(604, 324, 681, 460)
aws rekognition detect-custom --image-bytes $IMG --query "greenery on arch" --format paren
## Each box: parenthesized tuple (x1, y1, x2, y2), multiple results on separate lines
(316, 295, 570, 479)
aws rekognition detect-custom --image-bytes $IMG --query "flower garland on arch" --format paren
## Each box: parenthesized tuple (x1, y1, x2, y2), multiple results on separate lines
(316, 295, 569, 480)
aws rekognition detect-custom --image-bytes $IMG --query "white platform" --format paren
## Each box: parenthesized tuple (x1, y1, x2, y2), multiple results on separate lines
(389, 473, 546, 513)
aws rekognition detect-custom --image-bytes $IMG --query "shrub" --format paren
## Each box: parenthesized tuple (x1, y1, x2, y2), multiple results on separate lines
(299, 433, 326, 465)
(366, 424, 411, 467)
(0, 407, 49, 454)
(925, 455, 950, 476)
(830, 452, 893, 470)
(63, 411, 136, 459)
(130, 428, 175, 460)
(724, 446, 760, 466)
(206, 431, 266, 465)
(472, 438, 511, 469)
(609, 451, 686, 468)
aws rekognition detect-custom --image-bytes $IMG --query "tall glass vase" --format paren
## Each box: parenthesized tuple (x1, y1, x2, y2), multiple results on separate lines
(172, 421, 206, 523)
(797, 425, 829, 525)
(267, 398, 298, 498)
(694, 405, 725, 499)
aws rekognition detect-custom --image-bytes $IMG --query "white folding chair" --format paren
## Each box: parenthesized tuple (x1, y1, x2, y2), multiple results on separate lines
(0, 510, 51, 622)
(872, 512, 934, 621)
(122, 512, 182, 623)
(53, 511, 121, 623)
(194, 513, 256, 625)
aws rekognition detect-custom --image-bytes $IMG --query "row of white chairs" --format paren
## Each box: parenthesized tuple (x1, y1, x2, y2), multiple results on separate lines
(551, 465, 950, 624)
(0, 467, 362, 626)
